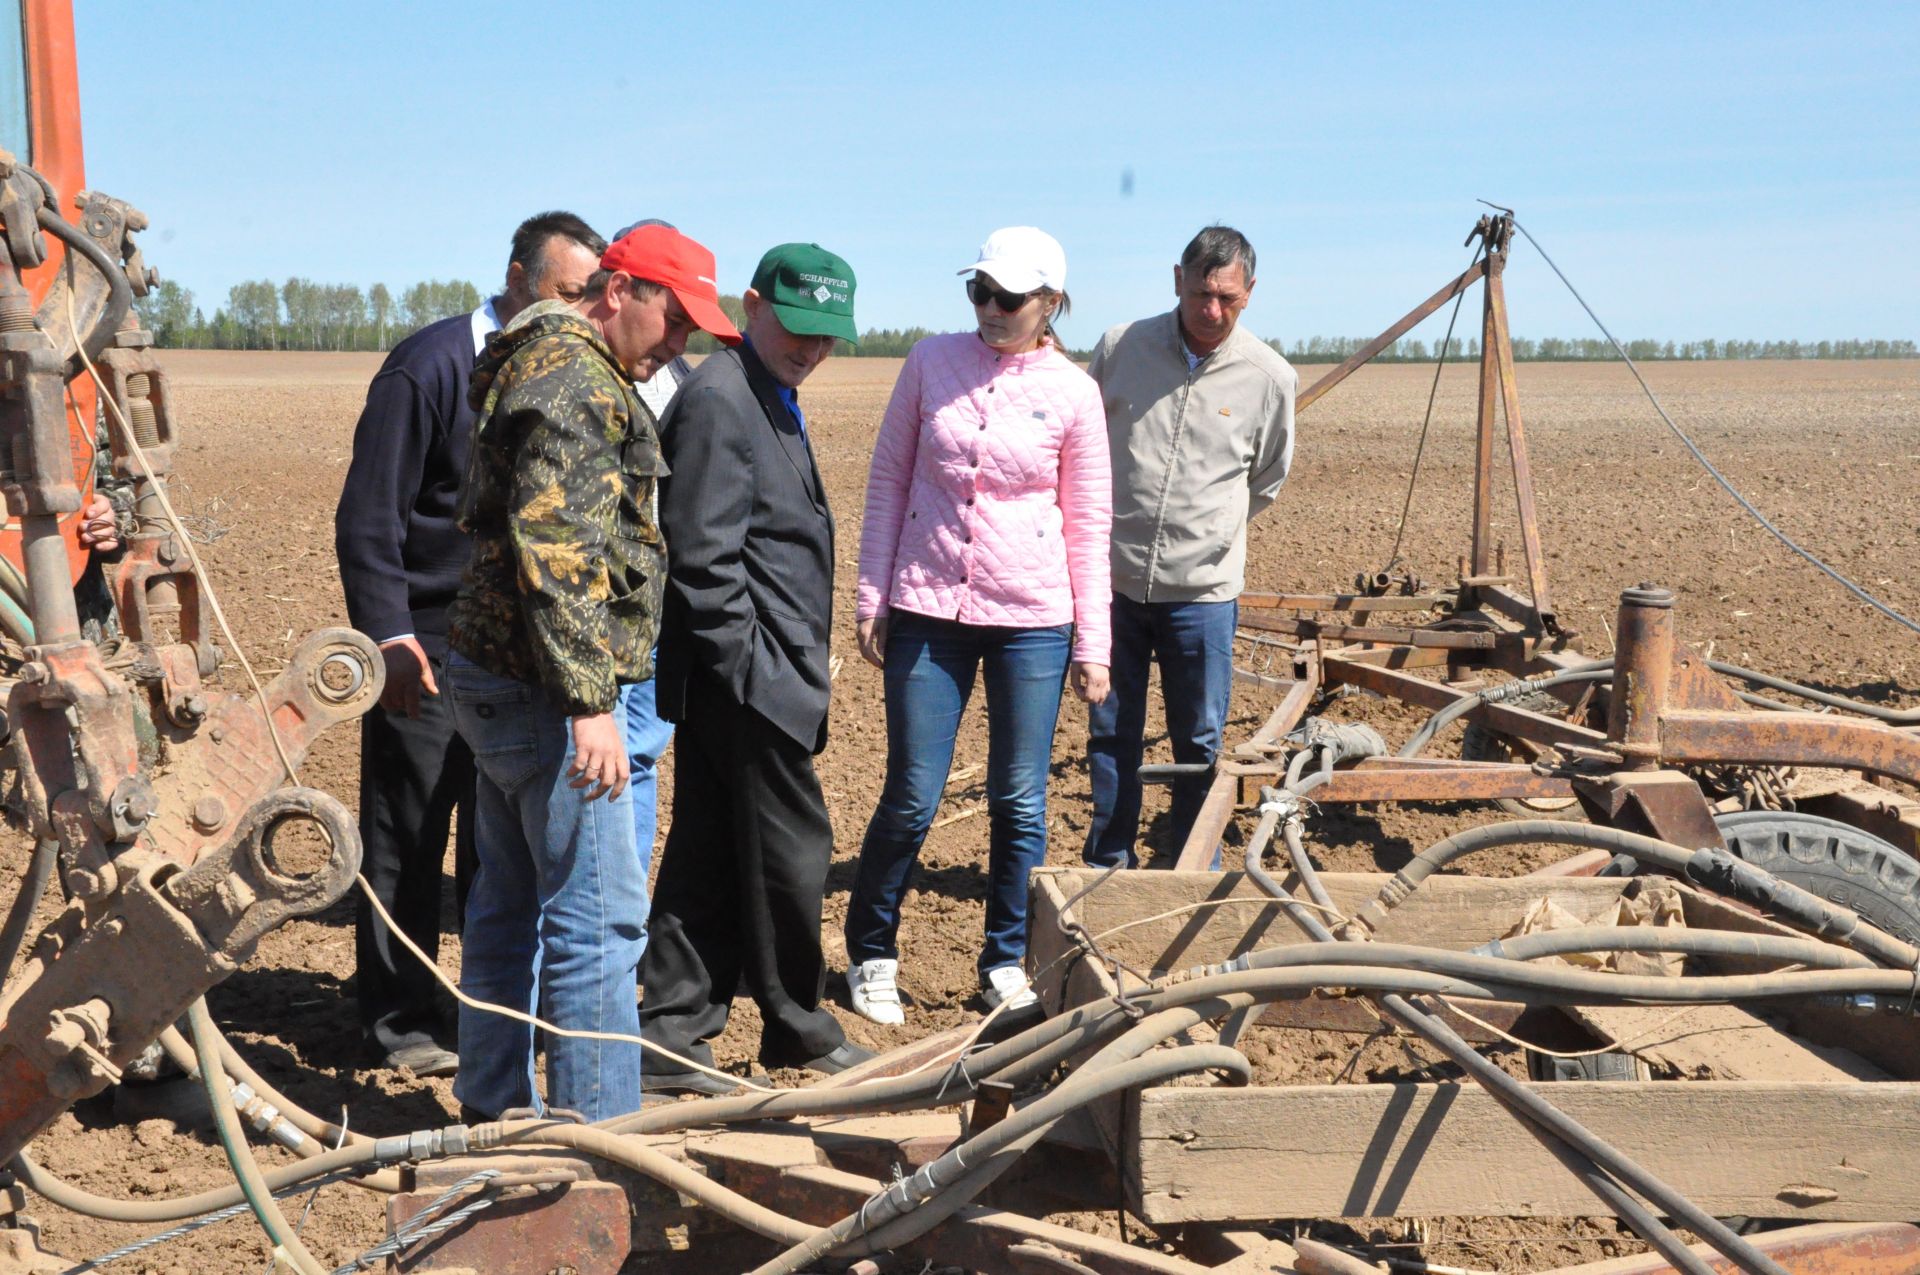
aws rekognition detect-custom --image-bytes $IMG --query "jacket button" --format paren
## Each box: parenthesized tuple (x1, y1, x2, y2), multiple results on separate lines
(979, 423, 987, 431)
(965, 534, 973, 543)
(960, 574, 969, 583)
(966, 497, 974, 506)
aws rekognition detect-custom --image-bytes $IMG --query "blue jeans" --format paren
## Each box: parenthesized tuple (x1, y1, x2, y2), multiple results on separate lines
(446, 655, 648, 1122)
(845, 612, 1071, 976)
(623, 674, 674, 881)
(1084, 596, 1238, 868)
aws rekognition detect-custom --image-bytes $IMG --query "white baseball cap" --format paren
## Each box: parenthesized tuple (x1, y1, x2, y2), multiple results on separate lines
(957, 226, 1067, 293)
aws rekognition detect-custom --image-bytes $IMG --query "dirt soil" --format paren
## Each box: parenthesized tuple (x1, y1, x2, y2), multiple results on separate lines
(7, 352, 1918, 1272)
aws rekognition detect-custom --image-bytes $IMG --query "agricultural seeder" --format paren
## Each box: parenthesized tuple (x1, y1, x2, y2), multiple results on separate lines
(2, 84, 1918, 1272)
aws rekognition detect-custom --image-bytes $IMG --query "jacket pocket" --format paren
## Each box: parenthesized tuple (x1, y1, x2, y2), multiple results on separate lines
(762, 607, 820, 649)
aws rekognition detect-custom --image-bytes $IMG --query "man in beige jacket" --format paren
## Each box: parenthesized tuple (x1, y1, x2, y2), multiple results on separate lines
(1084, 225, 1296, 868)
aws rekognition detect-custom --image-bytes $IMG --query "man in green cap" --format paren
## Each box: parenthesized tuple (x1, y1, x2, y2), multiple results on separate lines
(639, 243, 873, 1094)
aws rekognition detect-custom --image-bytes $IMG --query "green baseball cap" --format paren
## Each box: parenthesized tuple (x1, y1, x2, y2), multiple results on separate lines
(751, 243, 859, 346)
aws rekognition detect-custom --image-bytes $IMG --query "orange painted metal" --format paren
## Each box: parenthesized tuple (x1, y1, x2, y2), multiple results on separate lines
(1, 0, 96, 586)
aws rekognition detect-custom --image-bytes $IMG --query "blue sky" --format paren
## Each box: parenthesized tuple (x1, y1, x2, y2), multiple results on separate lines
(73, 2, 1917, 347)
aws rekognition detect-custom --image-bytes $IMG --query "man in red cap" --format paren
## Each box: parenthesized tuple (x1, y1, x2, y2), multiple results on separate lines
(445, 224, 739, 1123)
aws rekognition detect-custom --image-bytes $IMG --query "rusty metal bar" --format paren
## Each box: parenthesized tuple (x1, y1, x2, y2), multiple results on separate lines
(1256, 756, 1577, 804)
(1296, 258, 1489, 412)
(1470, 260, 1501, 582)
(1174, 656, 1321, 871)
(1660, 711, 1920, 789)
(1237, 611, 1524, 651)
(1487, 258, 1556, 629)
(1323, 654, 1609, 752)
(1238, 591, 1449, 613)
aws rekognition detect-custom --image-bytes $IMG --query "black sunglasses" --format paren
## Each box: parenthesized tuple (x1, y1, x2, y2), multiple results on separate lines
(967, 276, 1036, 312)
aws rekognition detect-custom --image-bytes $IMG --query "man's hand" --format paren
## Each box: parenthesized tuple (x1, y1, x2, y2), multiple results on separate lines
(1070, 662, 1110, 706)
(378, 636, 438, 718)
(76, 491, 119, 554)
(568, 712, 629, 802)
(855, 615, 888, 669)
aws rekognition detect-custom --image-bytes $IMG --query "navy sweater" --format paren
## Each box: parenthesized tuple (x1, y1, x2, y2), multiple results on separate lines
(335, 311, 484, 657)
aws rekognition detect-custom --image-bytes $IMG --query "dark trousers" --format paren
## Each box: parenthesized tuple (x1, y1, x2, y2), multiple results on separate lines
(639, 674, 845, 1069)
(355, 653, 477, 1055)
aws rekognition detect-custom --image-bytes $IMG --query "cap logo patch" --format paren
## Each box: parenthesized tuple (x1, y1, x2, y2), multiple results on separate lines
(813, 284, 833, 304)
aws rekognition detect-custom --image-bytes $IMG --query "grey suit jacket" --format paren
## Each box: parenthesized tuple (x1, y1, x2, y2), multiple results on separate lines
(654, 344, 835, 753)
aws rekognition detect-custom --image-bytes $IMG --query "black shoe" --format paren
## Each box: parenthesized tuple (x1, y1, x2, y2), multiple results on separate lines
(382, 1041, 459, 1078)
(786, 1042, 878, 1077)
(639, 1068, 769, 1097)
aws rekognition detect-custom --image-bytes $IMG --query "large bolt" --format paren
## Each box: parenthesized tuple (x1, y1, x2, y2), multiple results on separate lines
(191, 797, 228, 833)
(16, 662, 47, 685)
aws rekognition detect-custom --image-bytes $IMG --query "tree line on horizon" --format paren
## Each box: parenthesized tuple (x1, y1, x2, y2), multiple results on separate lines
(132, 278, 1917, 363)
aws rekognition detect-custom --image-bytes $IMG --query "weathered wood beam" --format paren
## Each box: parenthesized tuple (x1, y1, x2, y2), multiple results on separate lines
(1125, 1081, 1920, 1223)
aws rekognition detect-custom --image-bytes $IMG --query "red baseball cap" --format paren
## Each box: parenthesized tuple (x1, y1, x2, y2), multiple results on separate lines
(600, 224, 742, 346)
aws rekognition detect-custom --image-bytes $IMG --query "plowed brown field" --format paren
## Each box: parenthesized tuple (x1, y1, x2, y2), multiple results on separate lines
(10, 351, 1919, 1272)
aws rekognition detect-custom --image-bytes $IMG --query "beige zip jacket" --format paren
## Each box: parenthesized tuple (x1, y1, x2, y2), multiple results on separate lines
(1090, 310, 1296, 604)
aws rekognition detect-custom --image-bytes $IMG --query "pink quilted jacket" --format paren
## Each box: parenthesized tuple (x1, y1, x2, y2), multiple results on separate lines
(856, 332, 1112, 664)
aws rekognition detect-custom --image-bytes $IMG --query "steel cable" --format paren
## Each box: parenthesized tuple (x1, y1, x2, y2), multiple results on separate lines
(1381, 241, 1487, 575)
(1497, 206, 1920, 638)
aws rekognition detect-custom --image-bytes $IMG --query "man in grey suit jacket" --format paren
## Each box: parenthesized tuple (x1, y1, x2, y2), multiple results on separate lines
(639, 243, 875, 1094)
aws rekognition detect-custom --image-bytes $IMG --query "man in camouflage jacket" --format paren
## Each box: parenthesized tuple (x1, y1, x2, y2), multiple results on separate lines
(444, 224, 741, 1123)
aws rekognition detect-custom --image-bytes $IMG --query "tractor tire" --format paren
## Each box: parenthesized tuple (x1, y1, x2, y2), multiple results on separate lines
(1460, 689, 1585, 820)
(1713, 810, 1920, 948)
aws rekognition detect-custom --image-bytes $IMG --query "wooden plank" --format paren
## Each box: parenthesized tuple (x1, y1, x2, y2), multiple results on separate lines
(1128, 1081, 1920, 1223)
(1177, 666, 1319, 871)
(1563, 1002, 1890, 1083)
(1029, 868, 1651, 974)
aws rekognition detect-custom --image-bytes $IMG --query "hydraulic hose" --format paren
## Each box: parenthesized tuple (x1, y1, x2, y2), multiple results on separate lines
(9, 1149, 372, 1226)
(35, 200, 132, 374)
(834, 1046, 1250, 1266)
(188, 1000, 329, 1275)
(1359, 821, 1920, 970)
(1258, 819, 1778, 1275)
(750, 1011, 1251, 1275)
(1399, 665, 1613, 759)
(154, 1020, 404, 1194)
(1473, 924, 1876, 970)
(0, 837, 57, 976)
(0, 589, 34, 645)
(492, 1120, 813, 1244)
(1709, 659, 1920, 725)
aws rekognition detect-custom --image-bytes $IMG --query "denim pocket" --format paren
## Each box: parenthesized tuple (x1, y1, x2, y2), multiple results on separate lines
(448, 661, 541, 793)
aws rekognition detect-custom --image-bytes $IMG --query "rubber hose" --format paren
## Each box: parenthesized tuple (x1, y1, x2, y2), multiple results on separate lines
(1399, 667, 1614, 759)
(188, 1001, 329, 1275)
(1475, 925, 1876, 970)
(35, 202, 132, 373)
(9, 1150, 370, 1226)
(494, 1120, 814, 1244)
(752, 1021, 1250, 1275)
(1264, 826, 1771, 1275)
(0, 589, 34, 645)
(154, 1023, 404, 1194)
(1366, 820, 1919, 970)
(843, 1047, 1251, 1264)
(0, 549, 31, 613)
(1709, 660, 1920, 725)
(0, 838, 57, 976)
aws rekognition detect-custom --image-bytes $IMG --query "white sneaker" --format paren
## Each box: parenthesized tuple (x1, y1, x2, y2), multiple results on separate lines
(982, 965, 1037, 1012)
(848, 958, 905, 1026)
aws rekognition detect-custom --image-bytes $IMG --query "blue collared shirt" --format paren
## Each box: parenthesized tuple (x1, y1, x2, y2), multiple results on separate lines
(746, 338, 807, 443)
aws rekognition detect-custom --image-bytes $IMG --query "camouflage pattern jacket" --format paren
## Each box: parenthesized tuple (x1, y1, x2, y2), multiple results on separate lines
(448, 300, 667, 716)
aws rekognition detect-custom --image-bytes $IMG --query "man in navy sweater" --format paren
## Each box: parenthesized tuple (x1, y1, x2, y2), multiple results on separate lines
(336, 211, 605, 1075)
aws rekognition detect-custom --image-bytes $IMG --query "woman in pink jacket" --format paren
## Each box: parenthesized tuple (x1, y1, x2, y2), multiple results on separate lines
(845, 227, 1112, 1020)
